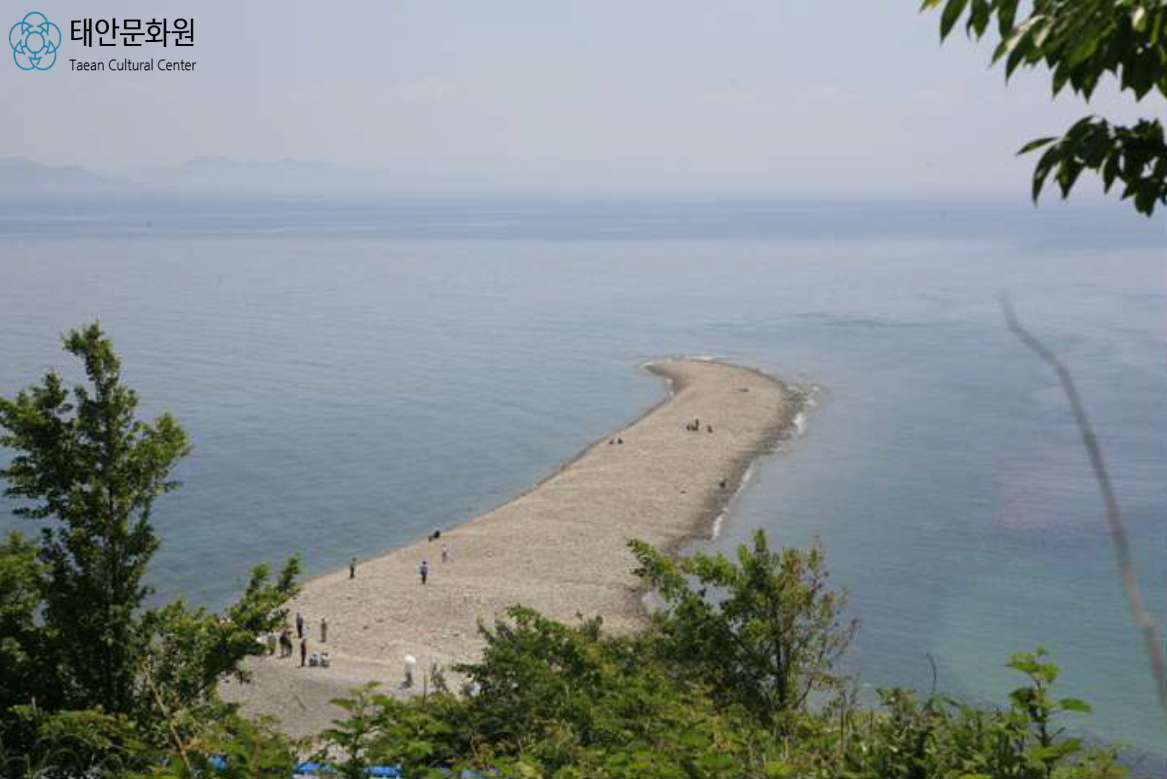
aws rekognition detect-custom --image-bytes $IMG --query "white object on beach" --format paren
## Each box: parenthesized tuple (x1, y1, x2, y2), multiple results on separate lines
(404, 654, 417, 687)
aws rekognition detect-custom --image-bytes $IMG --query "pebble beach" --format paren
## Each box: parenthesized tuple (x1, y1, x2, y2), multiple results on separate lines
(222, 358, 804, 737)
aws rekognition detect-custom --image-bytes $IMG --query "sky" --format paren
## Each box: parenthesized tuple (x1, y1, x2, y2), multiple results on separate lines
(2, 0, 1164, 193)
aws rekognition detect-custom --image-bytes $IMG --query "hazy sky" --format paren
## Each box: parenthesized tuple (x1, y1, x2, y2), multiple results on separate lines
(3, 1, 1163, 192)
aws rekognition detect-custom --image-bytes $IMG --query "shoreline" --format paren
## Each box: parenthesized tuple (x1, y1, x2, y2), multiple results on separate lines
(223, 357, 807, 737)
(644, 359, 805, 555)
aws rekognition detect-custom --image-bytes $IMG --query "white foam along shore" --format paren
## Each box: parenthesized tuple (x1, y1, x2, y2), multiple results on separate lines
(222, 358, 807, 738)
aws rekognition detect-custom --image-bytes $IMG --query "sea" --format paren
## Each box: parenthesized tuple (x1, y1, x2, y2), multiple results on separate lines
(0, 192, 1163, 762)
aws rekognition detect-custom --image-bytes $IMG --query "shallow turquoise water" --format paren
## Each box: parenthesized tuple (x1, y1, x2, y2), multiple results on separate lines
(0, 194, 1163, 758)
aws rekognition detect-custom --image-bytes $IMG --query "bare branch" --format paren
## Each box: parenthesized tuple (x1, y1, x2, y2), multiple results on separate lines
(1002, 296, 1167, 735)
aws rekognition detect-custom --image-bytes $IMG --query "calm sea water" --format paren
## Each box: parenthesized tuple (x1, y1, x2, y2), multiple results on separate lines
(0, 194, 1163, 758)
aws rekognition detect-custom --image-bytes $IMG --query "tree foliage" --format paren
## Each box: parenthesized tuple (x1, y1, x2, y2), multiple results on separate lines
(143, 559, 301, 709)
(631, 530, 856, 732)
(446, 605, 776, 777)
(0, 533, 46, 714)
(2, 526, 1124, 777)
(923, 0, 1167, 215)
(0, 323, 190, 715)
(0, 705, 145, 779)
(143, 610, 1118, 779)
(141, 710, 303, 779)
(0, 324, 300, 775)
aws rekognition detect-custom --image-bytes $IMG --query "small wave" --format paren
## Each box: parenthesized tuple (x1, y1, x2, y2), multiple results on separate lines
(711, 462, 757, 540)
(793, 411, 809, 437)
(710, 510, 727, 539)
(788, 384, 824, 438)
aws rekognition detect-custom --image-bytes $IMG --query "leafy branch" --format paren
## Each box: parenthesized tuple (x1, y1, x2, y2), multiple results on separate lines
(923, 0, 1167, 215)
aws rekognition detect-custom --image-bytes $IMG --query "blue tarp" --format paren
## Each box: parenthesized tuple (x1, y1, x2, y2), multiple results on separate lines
(291, 763, 401, 777)
(153, 756, 404, 778)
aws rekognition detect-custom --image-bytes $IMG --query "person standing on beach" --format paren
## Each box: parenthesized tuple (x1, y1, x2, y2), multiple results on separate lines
(349, 556, 357, 579)
(420, 560, 429, 585)
(441, 544, 449, 564)
(300, 637, 308, 667)
(320, 617, 328, 643)
(295, 612, 304, 639)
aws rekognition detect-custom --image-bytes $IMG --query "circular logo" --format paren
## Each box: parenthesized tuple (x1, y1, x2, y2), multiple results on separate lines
(10, 12, 61, 71)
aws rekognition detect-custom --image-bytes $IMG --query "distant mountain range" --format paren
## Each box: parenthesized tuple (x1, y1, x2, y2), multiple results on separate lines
(127, 156, 396, 193)
(0, 157, 126, 192)
(0, 156, 403, 195)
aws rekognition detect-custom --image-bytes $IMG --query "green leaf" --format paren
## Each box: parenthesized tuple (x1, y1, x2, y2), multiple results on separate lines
(1131, 5, 1148, 32)
(1017, 136, 1056, 155)
(941, 0, 970, 40)
(1058, 697, 1092, 714)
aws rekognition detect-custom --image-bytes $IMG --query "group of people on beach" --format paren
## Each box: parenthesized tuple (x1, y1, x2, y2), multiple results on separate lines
(685, 416, 713, 433)
(684, 417, 726, 489)
(275, 532, 453, 670)
(420, 532, 451, 585)
(278, 611, 329, 668)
